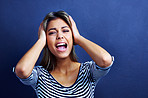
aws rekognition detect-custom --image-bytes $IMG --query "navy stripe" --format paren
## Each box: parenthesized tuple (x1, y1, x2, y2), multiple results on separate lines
(21, 60, 112, 98)
(35, 63, 97, 98)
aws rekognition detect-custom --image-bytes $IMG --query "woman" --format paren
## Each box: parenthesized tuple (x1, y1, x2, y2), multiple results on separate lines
(14, 11, 114, 97)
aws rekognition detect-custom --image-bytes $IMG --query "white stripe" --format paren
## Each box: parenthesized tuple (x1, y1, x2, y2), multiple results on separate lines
(32, 61, 107, 97)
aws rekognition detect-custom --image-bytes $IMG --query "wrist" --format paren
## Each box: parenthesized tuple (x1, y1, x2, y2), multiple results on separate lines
(75, 35, 83, 45)
(38, 38, 46, 47)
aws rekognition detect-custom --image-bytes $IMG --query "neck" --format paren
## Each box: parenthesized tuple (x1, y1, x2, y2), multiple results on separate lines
(55, 56, 76, 73)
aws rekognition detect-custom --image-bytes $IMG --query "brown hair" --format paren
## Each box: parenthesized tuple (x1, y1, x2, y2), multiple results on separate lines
(40, 11, 78, 71)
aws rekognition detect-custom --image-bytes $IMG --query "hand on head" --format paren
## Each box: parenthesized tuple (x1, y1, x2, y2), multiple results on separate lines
(69, 16, 81, 45)
(38, 22, 46, 46)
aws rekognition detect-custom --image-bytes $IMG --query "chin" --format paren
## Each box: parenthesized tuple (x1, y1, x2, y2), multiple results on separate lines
(55, 54, 71, 59)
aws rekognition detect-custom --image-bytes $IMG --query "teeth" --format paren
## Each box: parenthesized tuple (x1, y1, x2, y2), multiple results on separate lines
(57, 43, 66, 47)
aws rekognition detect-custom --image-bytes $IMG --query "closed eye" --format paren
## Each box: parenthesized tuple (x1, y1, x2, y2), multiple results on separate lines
(48, 31, 56, 35)
(63, 30, 69, 32)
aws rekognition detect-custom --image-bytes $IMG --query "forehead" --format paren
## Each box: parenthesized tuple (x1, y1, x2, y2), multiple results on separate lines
(47, 18, 69, 29)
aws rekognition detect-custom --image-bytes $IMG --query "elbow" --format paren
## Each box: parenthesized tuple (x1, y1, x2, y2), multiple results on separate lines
(100, 55, 112, 68)
(15, 64, 29, 79)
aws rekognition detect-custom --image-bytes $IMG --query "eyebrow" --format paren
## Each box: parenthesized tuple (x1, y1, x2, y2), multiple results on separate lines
(47, 28, 56, 32)
(47, 26, 69, 32)
(61, 26, 69, 29)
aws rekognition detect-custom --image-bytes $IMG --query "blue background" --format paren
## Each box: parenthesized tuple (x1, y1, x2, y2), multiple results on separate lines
(1, 0, 148, 98)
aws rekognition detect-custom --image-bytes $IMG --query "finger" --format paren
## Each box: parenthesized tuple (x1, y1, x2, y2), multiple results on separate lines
(39, 22, 45, 31)
(40, 21, 43, 25)
(68, 15, 72, 20)
(40, 22, 43, 28)
(69, 16, 75, 24)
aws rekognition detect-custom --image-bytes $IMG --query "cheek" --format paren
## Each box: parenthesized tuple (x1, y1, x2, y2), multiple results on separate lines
(46, 36, 55, 49)
(67, 32, 73, 43)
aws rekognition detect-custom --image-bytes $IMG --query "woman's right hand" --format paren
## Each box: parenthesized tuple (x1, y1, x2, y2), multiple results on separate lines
(38, 22, 46, 46)
(15, 22, 47, 79)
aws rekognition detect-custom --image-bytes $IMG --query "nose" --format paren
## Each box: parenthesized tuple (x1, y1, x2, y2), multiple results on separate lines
(56, 32, 64, 40)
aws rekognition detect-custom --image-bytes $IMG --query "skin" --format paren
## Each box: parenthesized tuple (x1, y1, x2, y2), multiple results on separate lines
(15, 15, 112, 87)
(46, 18, 81, 86)
(46, 18, 73, 59)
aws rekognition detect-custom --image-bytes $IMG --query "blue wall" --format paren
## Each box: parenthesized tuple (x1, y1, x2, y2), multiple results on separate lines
(1, 0, 148, 98)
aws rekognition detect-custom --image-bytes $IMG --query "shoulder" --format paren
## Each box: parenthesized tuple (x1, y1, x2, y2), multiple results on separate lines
(33, 65, 43, 72)
(33, 65, 43, 69)
(33, 65, 49, 75)
(83, 61, 95, 65)
(81, 61, 95, 68)
(79, 61, 95, 72)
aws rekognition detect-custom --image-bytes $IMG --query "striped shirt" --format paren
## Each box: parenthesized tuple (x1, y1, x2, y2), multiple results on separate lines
(17, 59, 114, 98)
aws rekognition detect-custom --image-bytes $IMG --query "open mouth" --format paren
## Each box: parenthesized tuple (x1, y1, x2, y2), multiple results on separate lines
(56, 42, 67, 52)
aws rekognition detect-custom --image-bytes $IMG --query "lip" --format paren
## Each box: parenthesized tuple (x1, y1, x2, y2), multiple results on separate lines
(55, 42, 68, 52)
(55, 42, 67, 46)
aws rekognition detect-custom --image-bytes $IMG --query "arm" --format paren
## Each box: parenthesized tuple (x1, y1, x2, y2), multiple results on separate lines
(15, 22, 46, 79)
(69, 16, 112, 68)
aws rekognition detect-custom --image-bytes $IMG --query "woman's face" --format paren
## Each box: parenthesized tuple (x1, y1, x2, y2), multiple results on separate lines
(46, 18, 73, 59)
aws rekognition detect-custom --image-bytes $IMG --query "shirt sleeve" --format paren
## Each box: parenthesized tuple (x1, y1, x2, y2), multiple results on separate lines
(90, 56, 114, 83)
(13, 66, 40, 88)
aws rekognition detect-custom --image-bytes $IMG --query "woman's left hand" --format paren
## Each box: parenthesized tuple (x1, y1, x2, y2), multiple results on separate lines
(69, 16, 81, 45)
(69, 16, 112, 68)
